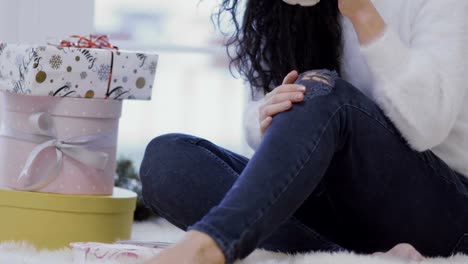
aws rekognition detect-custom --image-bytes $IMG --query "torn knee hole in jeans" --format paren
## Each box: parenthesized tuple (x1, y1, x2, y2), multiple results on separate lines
(296, 69, 338, 98)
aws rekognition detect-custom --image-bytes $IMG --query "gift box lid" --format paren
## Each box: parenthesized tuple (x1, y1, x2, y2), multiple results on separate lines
(0, 187, 137, 214)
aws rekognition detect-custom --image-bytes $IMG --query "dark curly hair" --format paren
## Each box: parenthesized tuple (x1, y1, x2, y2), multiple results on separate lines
(214, 0, 343, 98)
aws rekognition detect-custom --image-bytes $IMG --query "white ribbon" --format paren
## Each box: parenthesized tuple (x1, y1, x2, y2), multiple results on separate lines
(0, 112, 116, 191)
(282, 0, 320, 7)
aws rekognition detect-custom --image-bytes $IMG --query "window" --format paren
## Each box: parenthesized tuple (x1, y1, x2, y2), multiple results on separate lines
(95, 0, 253, 166)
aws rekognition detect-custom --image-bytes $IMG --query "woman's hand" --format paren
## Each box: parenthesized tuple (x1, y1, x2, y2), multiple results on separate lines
(338, 0, 375, 21)
(338, 0, 386, 45)
(259, 70, 306, 137)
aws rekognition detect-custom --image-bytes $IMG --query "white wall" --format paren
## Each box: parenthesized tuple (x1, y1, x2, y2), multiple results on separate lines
(0, 0, 94, 43)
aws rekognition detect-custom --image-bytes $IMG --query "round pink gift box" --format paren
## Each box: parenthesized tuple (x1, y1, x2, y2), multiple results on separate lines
(0, 91, 122, 195)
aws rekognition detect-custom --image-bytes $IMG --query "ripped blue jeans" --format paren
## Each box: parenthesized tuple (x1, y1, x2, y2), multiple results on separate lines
(140, 70, 468, 263)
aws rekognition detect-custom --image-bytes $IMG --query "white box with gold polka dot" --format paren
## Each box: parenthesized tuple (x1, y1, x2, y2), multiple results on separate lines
(0, 43, 158, 100)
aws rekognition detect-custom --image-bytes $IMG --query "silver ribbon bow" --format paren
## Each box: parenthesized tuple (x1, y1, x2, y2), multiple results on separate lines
(0, 112, 116, 191)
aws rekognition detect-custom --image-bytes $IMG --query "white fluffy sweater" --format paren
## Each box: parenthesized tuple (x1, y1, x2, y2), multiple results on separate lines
(243, 0, 468, 177)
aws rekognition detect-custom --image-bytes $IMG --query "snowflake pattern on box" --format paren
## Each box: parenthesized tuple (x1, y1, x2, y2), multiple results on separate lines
(97, 64, 111, 82)
(80, 71, 88, 80)
(49, 55, 63, 70)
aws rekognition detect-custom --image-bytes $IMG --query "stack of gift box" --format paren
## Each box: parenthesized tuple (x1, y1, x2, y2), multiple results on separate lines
(0, 36, 158, 249)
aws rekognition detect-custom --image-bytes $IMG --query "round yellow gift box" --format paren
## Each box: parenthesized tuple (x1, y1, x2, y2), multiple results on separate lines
(0, 187, 137, 249)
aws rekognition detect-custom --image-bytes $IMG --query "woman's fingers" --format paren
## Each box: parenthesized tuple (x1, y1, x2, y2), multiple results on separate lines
(282, 70, 299, 85)
(260, 116, 273, 136)
(277, 84, 306, 93)
(267, 92, 304, 105)
(259, 101, 292, 122)
(259, 99, 295, 135)
(265, 84, 306, 99)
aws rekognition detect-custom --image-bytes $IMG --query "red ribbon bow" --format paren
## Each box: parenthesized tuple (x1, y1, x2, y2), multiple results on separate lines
(56, 35, 118, 50)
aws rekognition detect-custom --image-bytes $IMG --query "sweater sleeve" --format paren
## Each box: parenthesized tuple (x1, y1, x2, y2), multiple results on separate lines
(243, 85, 265, 151)
(360, 0, 468, 151)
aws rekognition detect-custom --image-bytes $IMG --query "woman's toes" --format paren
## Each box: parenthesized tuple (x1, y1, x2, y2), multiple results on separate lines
(373, 243, 424, 262)
(387, 243, 424, 261)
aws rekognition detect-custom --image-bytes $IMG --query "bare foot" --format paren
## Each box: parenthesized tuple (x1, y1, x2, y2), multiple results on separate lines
(144, 230, 225, 264)
(373, 243, 424, 262)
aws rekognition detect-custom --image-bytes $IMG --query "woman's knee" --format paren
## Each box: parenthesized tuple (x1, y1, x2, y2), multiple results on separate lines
(295, 69, 363, 103)
(139, 133, 194, 201)
(141, 133, 184, 173)
(145, 132, 191, 150)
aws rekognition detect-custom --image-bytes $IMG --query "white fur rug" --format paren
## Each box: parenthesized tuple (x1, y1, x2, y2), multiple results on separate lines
(0, 218, 467, 264)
